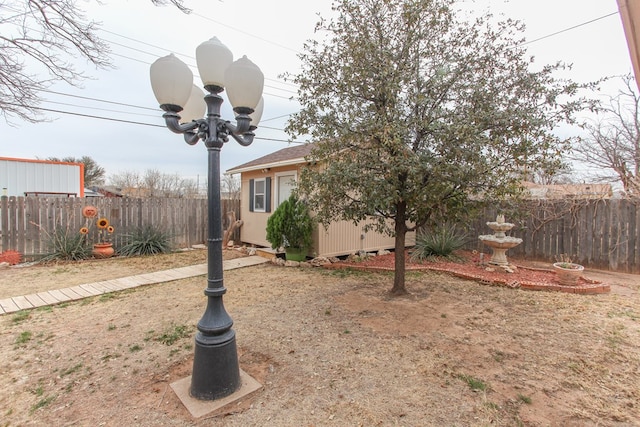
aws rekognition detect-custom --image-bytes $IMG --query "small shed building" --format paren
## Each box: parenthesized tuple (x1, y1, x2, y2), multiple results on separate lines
(226, 144, 415, 258)
(0, 157, 84, 197)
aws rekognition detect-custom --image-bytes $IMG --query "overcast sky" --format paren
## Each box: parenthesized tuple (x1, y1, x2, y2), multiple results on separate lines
(0, 0, 633, 188)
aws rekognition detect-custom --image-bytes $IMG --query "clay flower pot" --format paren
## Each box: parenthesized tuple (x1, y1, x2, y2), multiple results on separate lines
(553, 262, 584, 286)
(92, 243, 115, 259)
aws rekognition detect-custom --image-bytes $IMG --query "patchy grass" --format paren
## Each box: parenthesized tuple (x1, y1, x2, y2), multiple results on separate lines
(59, 363, 83, 378)
(15, 331, 32, 347)
(11, 311, 30, 324)
(517, 394, 532, 404)
(30, 395, 56, 414)
(457, 373, 488, 392)
(146, 323, 191, 346)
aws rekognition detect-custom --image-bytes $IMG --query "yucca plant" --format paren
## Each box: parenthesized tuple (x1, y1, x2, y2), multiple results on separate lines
(411, 225, 467, 262)
(118, 225, 173, 257)
(41, 227, 92, 261)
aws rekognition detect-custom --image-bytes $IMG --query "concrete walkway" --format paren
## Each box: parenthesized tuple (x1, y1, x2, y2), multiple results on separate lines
(0, 256, 268, 315)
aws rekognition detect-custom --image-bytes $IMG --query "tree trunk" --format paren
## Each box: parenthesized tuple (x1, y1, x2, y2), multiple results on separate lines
(222, 211, 243, 249)
(390, 201, 408, 295)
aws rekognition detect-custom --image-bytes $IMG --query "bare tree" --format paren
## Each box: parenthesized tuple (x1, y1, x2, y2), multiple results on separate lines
(110, 169, 197, 197)
(109, 170, 141, 191)
(0, 0, 188, 124)
(143, 169, 163, 198)
(221, 174, 241, 202)
(572, 74, 640, 195)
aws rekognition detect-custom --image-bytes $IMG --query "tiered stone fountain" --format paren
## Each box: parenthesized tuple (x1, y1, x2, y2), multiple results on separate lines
(478, 215, 523, 266)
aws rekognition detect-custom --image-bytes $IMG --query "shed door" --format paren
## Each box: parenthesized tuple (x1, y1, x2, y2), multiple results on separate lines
(276, 173, 296, 207)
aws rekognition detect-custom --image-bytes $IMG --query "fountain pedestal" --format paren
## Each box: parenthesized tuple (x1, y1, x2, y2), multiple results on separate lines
(478, 216, 523, 266)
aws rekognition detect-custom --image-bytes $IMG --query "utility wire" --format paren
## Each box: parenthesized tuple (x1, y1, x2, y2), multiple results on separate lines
(519, 11, 618, 47)
(191, 12, 300, 54)
(41, 89, 158, 111)
(43, 88, 298, 124)
(41, 99, 160, 118)
(99, 29, 299, 89)
(10, 104, 307, 144)
(6, 104, 165, 127)
(108, 52, 297, 100)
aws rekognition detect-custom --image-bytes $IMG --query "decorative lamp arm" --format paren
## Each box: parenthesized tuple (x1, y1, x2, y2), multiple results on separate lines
(163, 112, 200, 134)
(229, 131, 255, 147)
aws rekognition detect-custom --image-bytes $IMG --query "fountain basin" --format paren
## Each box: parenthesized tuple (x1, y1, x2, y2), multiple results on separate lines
(478, 235, 523, 249)
(485, 222, 516, 238)
(479, 235, 523, 266)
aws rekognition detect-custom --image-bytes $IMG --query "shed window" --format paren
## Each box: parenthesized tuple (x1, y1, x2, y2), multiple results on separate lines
(249, 177, 271, 213)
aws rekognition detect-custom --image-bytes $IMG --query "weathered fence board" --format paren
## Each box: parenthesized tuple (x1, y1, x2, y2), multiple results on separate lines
(0, 196, 240, 259)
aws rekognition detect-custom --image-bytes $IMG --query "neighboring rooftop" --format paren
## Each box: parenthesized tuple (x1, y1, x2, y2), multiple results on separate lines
(522, 182, 613, 199)
(227, 143, 315, 173)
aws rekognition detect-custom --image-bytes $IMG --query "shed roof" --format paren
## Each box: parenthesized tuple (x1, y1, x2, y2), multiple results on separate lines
(226, 143, 315, 174)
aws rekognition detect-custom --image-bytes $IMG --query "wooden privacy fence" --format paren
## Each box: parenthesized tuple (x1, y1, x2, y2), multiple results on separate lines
(463, 198, 640, 273)
(0, 196, 241, 259)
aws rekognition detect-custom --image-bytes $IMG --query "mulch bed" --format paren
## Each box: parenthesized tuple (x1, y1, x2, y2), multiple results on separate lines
(326, 250, 610, 294)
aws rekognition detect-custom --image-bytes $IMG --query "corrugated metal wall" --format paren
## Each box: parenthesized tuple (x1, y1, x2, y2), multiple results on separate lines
(0, 158, 82, 197)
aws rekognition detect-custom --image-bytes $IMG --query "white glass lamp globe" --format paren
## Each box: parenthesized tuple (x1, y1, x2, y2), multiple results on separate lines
(179, 85, 206, 124)
(224, 55, 264, 112)
(196, 37, 233, 90)
(149, 54, 193, 111)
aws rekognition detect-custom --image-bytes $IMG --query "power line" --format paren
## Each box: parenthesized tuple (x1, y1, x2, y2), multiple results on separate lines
(191, 12, 300, 54)
(519, 11, 619, 47)
(41, 89, 158, 111)
(41, 99, 159, 118)
(99, 29, 300, 90)
(108, 53, 297, 100)
(10, 104, 307, 144)
(6, 103, 165, 127)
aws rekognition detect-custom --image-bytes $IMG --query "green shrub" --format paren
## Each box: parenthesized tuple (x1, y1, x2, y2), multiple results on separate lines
(266, 194, 314, 250)
(411, 225, 466, 261)
(42, 228, 91, 261)
(118, 225, 173, 256)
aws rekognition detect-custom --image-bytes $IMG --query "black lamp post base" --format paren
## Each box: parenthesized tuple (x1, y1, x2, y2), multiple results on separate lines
(190, 336, 241, 400)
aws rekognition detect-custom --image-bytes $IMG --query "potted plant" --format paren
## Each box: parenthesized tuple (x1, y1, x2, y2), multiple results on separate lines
(552, 254, 584, 286)
(81, 205, 116, 258)
(266, 194, 314, 261)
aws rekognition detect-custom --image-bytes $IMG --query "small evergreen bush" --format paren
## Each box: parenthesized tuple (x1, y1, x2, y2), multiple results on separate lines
(118, 225, 173, 257)
(411, 225, 467, 261)
(266, 194, 314, 251)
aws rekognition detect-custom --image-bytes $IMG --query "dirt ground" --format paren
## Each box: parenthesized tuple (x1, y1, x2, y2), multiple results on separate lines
(1, 249, 639, 426)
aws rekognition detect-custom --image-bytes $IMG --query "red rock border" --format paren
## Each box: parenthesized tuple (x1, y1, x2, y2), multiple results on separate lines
(324, 262, 610, 295)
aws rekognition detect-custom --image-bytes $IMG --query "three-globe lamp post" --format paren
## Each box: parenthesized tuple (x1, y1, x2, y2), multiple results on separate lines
(149, 37, 264, 401)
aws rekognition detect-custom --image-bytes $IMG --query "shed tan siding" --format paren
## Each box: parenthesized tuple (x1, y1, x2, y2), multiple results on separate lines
(239, 166, 415, 256)
(314, 219, 415, 258)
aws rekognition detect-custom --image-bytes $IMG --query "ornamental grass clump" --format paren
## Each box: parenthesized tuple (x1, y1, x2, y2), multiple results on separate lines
(37, 225, 92, 262)
(411, 225, 467, 262)
(118, 225, 173, 257)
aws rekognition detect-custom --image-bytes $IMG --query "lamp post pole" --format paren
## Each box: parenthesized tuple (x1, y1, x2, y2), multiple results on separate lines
(150, 38, 264, 401)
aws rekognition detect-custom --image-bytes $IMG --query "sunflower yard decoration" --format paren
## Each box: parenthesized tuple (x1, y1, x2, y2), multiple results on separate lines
(81, 205, 115, 258)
